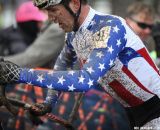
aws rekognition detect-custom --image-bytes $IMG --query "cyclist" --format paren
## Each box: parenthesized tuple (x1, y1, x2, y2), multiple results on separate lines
(0, 0, 160, 129)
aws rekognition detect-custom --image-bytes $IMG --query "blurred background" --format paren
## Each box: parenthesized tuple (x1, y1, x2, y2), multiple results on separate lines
(0, 0, 160, 28)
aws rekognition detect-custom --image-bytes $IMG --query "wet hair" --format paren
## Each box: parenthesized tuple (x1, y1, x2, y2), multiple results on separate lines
(126, 2, 154, 18)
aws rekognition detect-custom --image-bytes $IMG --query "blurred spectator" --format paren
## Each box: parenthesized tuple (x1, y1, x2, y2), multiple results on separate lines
(4, 23, 65, 68)
(125, 2, 154, 52)
(152, 20, 160, 66)
(0, 1, 47, 56)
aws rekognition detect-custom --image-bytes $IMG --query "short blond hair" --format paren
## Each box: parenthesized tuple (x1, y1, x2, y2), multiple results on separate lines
(126, 2, 154, 18)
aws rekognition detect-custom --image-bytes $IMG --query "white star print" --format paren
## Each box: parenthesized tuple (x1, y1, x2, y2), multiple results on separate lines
(54, 65, 59, 70)
(68, 84, 76, 91)
(88, 79, 94, 88)
(59, 53, 63, 60)
(124, 33, 127, 39)
(28, 69, 34, 73)
(78, 75, 85, 83)
(68, 70, 75, 75)
(126, 51, 132, 56)
(116, 39, 121, 47)
(100, 20, 104, 24)
(90, 20, 96, 26)
(58, 76, 66, 85)
(96, 52, 104, 58)
(113, 25, 120, 33)
(109, 59, 114, 67)
(108, 46, 114, 54)
(107, 20, 112, 23)
(86, 58, 92, 63)
(47, 84, 53, 89)
(27, 82, 33, 85)
(48, 71, 54, 75)
(86, 67, 95, 74)
(97, 77, 102, 82)
(37, 75, 44, 83)
(98, 63, 105, 71)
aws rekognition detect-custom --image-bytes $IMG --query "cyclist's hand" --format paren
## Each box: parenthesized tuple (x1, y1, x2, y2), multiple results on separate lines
(0, 58, 21, 84)
(29, 102, 52, 116)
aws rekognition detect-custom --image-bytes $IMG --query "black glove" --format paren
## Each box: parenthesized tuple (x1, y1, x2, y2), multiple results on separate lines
(0, 58, 21, 84)
(29, 102, 52, 116)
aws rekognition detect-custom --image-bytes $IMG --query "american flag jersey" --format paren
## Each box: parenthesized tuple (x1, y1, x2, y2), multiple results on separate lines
(19, 8, 160, 108)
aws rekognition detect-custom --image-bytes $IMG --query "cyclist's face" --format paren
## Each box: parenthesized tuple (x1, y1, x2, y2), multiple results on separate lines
(126, 12, 154, 41)
(46, 4, 74, 32)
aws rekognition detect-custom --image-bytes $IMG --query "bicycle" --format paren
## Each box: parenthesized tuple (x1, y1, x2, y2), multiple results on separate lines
(0, 84, 84, 130)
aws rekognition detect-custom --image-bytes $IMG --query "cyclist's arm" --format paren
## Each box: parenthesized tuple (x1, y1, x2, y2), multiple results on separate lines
(19, 18, 127, 92)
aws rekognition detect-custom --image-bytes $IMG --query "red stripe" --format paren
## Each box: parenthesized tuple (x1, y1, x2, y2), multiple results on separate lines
(109, 80, 143, 106)
(138, 48, 159, 75)
(122, 66, 154, 95)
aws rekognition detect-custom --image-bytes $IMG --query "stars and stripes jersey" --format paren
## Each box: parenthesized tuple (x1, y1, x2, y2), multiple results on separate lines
(19, 8, 160, 107)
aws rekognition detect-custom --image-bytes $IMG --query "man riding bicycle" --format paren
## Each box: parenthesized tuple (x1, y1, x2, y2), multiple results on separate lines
(0, 0, 159, 129)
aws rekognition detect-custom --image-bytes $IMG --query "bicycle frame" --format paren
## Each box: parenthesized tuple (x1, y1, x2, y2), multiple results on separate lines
(0, 85, 75, 130)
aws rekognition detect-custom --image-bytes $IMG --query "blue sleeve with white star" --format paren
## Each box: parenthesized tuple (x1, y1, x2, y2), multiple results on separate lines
(45, 40, 77, 106)
(18, 17, 127, 92)
(53, 39, 77, 70)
